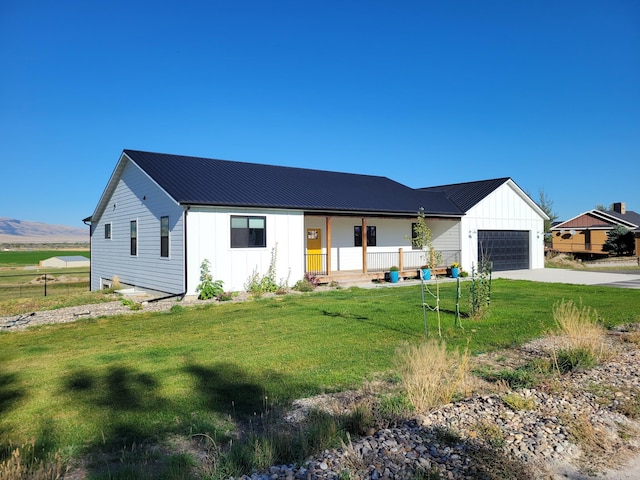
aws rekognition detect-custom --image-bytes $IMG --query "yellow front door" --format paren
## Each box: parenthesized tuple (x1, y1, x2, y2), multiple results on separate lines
(306, 228, 322, 272)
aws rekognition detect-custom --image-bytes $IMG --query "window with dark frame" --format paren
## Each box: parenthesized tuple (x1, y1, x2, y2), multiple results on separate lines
(104, 223, 111, 239)
(130, 220, 137, 256)
(230, 216, 266, 248)
(354, 226, 376, 247)
(160, 216, 169, 257)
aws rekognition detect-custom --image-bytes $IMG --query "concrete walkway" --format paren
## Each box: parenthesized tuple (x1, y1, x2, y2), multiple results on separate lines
(494, 268, 640, 289)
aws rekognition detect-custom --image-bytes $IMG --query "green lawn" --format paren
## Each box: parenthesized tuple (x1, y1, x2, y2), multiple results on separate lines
(0, 250, 89, 267)
(1, 279, 639, 477)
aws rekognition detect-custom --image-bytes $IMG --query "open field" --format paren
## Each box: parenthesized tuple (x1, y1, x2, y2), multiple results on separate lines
(1, 280, 640, 478)
(0, 250, 90, 268)
(0, 250, 91, 300)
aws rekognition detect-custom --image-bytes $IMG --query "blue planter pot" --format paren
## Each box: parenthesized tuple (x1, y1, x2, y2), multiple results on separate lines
(421, 268, 431, 280)
(451, 267, 459, 278)
(389, 270, 399, 283)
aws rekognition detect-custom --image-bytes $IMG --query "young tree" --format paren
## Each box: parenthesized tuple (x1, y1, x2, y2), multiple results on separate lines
(537, 190, 558, 245)
(602, 226, 635, 256)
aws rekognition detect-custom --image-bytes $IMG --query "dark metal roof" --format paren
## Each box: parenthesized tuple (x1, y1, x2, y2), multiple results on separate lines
(602, 209, 640, 228)
(418, 177, 511, 212)
(123, 150, 463, 216)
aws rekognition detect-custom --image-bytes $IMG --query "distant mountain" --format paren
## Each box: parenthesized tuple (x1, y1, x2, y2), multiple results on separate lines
(0, 217, 88, 244)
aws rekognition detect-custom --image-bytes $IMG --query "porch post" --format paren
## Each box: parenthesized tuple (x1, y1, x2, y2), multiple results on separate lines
(325, 216, 332, 275)
(362, 218, 367, 273)
(399, 248, 404, 271)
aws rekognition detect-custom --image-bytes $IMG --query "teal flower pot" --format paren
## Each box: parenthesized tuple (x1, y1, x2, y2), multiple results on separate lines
(421, 268, 431, 280)
(451, 267, 459, 278)
(389, 270, 399, 283)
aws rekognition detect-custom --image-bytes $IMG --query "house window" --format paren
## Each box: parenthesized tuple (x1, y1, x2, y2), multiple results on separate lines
(354, 226, 376, 247)
(231, 216, 266, 248)
(160, 216, 169, 257)
(130, 220, 137, 256)
(104, 223, 111, 239)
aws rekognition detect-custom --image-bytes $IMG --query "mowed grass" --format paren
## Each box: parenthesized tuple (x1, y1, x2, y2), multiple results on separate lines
(1, 279, 639, 475)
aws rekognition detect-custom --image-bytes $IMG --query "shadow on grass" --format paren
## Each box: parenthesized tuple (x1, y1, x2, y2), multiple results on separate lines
(0, 371, 24, 416)
(185, 362, 268, 418)
(53, 361, 309, 478)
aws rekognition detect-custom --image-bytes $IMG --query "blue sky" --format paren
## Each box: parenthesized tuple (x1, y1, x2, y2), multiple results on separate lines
(1, 0, 638, 228)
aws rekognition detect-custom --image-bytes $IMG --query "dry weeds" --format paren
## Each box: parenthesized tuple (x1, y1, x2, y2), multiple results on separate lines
(395, 339, 471, 412)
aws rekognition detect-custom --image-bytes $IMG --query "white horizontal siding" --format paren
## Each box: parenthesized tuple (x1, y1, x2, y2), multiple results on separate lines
(91, 160, 185, 294)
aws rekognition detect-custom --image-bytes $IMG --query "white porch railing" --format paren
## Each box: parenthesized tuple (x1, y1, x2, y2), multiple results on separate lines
(304, 249, 460, 275)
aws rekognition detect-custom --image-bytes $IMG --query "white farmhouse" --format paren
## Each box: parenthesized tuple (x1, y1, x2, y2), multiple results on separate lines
(84, 150, 547, 296)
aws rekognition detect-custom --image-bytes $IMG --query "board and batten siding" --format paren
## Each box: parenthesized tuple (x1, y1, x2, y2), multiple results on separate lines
(185, 207, 305, 294)
(91, 161, 185, 294)
(460, 182, 546, 271)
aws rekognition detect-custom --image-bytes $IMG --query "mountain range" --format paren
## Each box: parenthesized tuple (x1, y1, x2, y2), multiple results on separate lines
(0, 217, 88, 244)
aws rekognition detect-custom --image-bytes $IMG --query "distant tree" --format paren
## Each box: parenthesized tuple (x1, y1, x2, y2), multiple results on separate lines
(595, 203, 613, 212)
(602, 225, 634, 256)
(536, 190, 558, 239)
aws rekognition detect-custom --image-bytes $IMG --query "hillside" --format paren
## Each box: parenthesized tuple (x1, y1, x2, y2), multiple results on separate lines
(0, 217, 88, 244)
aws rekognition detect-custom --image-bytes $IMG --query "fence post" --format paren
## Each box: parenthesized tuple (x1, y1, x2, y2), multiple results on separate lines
(44, 273, 47, 297)
(398, 248, 404, 272)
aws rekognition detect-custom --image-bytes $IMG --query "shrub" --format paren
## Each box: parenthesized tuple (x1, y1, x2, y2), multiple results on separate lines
(293, 279, 314, 292)
(501, 393, 535, 411)
(120, 298, 142, 310)
(196, 259, 224, 300)
(395, 339, 470, 412)
(554, 347, 596, 373)
(216, 291, 236, 302)
(469, 259, 492, 319)
(244, 247, 281, 296)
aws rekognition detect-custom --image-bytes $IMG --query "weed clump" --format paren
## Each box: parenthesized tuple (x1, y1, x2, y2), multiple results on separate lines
(395, 339, 470, 412)
(0, 442, 66, 480)
(550, 300, 609, 373)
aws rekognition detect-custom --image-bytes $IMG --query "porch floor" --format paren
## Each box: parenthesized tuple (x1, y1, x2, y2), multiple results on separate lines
(313, 267, 448, 286)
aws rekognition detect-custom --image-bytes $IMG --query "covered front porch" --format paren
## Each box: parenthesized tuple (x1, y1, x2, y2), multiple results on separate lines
(303, 215, 460, 283)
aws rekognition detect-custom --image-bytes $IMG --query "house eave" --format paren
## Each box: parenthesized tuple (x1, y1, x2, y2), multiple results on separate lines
(178, 201, 464, 219)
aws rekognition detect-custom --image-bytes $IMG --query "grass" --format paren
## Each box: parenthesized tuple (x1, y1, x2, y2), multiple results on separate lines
(395, 339, 470, 411)
(0, 288, 116, 316)
(0, 250, 89, 267)
(1, 279, 639, 478)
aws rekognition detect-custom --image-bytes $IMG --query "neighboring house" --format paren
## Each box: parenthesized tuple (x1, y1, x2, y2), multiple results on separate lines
(39, 255, 90, 268)
(551, 203, 640, 257)
(83, 150, 548, 296)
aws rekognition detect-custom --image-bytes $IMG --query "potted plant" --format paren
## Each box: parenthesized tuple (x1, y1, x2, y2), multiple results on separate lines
(450, 262, 460, 278)
(389, 266, 400, 283)
(420, 265, 431, 281)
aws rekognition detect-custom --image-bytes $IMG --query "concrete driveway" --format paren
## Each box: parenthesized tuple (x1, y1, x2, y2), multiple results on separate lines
(494, 268, 640, 289)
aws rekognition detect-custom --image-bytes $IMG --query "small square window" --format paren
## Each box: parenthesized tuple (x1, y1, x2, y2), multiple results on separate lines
(231, 216, 266, 248)
(354, 226, 376, 247)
